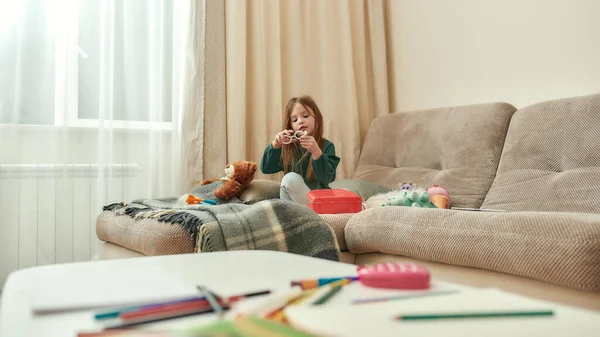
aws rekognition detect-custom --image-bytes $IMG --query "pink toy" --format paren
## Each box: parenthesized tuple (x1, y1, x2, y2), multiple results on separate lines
(427, 184, 450, 209)
(357, 261, 430, 290)
(307, 189, 363, 214)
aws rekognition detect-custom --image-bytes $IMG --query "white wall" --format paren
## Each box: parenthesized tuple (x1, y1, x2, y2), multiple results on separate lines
(386, 0, 600, 112)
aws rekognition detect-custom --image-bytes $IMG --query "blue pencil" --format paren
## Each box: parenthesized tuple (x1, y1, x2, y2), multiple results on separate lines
(95, 289, 271, 320)
(291, 276, 359, 289)
(94, 296, 206, 320)
(197, 285, 224, 319)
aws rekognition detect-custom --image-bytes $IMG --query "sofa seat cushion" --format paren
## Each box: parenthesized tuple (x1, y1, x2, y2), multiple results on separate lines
(96, 210, 351, 255)
(353, 102, 516, 209)
(96, 211, 195, 256)
(345, 207, 600, 292)
(318, 213, 355, 251)
(354, 253, 600, 311)
(482, 93, 600, 213)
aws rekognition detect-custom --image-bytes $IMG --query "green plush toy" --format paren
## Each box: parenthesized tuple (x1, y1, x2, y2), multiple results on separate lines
(382, 189, 438, 208)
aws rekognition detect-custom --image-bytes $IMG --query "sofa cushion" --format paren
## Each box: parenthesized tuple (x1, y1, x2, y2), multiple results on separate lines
(96, 209, 351, 255)
(345, 207, 600, 292)
(353, 102, 516, 209)
(96, 211, 195, 256)
(354, 253, 600, 311)
(318, 213, 355, 251)
(482, 92, 600, 213)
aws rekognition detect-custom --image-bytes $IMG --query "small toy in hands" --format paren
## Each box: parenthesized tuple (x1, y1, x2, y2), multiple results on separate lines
(427, 184, 450, 209)
(281, 130, 307, 144)
(186, 194, 217, 205)
(357, 262, 430, 290)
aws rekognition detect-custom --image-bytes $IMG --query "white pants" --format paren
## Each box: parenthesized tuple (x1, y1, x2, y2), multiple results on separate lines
(280, 172, 311, 204)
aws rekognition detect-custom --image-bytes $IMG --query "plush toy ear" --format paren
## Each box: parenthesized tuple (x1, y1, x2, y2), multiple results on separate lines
(232, 160, 258, 186)
(214, 180, 242, 200)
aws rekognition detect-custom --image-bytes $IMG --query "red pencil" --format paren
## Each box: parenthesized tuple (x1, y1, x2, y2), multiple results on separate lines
(120, 298, 222, 320)
(119, 289, 271, 320)
(105, 306, 219, 330)
(101, 289, 272, 330)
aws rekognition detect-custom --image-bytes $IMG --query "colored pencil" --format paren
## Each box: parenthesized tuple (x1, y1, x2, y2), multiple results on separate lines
(266, 287, 322, 322)
(103, 306, 222, 330)
(119, 298, 215, 320)
(290, 276, 359, 290)
(94, 296, 208, 320)
(299, 278, 350, 306)
(94, 289, 271, 321)
(225, 289, 272, 303)
(312, 284, 344, 305)
(396, 310, 554, 321)
(260, 289, 306, 318)
(119, 288, 269, 319)
(197, 285, 224, 319)
(351, 289, 460, 304)
(232, 288, 303, 318)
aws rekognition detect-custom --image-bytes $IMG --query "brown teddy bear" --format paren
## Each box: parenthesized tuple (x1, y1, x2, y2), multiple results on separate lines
(199, 160, 258, 200)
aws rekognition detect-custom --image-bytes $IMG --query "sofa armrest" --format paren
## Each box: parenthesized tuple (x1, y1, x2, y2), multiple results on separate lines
(345, 207, 600, 292)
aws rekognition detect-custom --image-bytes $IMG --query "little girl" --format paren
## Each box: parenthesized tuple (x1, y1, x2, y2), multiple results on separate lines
(260, 95, 340, 204)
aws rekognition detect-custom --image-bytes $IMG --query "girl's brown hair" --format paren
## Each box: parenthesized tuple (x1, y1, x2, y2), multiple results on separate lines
(281, 96, 324, 182)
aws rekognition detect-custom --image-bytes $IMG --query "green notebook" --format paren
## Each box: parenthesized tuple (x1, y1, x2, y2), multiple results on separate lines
(79, 316, 317, 337)
(186, 316, 317, 337)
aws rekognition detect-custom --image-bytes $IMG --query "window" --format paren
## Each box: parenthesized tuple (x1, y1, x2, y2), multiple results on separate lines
(0, 0, 185, 129)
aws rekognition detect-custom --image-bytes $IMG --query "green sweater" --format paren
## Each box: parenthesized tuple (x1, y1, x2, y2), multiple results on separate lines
(260, 139, 340, 190)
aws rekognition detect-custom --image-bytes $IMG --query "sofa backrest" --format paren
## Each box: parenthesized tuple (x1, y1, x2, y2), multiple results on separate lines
(354, 102, 517, 208)
(482, 93, 600, 214)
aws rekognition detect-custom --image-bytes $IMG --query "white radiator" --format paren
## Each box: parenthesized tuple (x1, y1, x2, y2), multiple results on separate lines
(0, 164, 140, 288)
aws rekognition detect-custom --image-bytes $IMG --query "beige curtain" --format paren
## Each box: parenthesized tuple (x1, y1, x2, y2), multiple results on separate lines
(195, 0, 390, 184)
(181, 0, 207, 191)
(181, 0, 228, 189)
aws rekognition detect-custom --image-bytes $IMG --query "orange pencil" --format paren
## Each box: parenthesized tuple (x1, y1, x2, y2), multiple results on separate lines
(290, 276, 358, 290)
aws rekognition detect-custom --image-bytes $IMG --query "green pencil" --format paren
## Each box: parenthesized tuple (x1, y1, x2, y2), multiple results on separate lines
(312, 284, 343, 305)
(397, 310, 554, 321)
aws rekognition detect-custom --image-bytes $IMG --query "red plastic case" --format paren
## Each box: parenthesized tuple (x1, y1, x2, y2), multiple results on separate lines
(307, 189, 363, 214)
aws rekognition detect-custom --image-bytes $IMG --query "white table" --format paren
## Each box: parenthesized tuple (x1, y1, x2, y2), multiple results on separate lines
(1, 251, 359, 337)
(1, 250, 600, 337)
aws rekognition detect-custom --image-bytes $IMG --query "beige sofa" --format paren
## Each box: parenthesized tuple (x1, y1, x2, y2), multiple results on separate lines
(327, 92, 600, 311)
(96, 92, 600, 311)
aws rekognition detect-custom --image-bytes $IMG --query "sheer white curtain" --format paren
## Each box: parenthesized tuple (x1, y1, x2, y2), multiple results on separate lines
(0, 0, 194, 287)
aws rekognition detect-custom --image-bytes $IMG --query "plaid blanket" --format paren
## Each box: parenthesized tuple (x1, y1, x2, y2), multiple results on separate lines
(103, 190, 340, 262)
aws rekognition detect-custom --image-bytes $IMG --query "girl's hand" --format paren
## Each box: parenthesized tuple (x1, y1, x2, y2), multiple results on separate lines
(272, 130, 294, 149)
(299, 135, 322, 159)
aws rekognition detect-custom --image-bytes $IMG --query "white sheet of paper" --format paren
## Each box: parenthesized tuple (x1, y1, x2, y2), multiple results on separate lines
(285, 288, 600, 337)
(28, 261, 200, 314)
